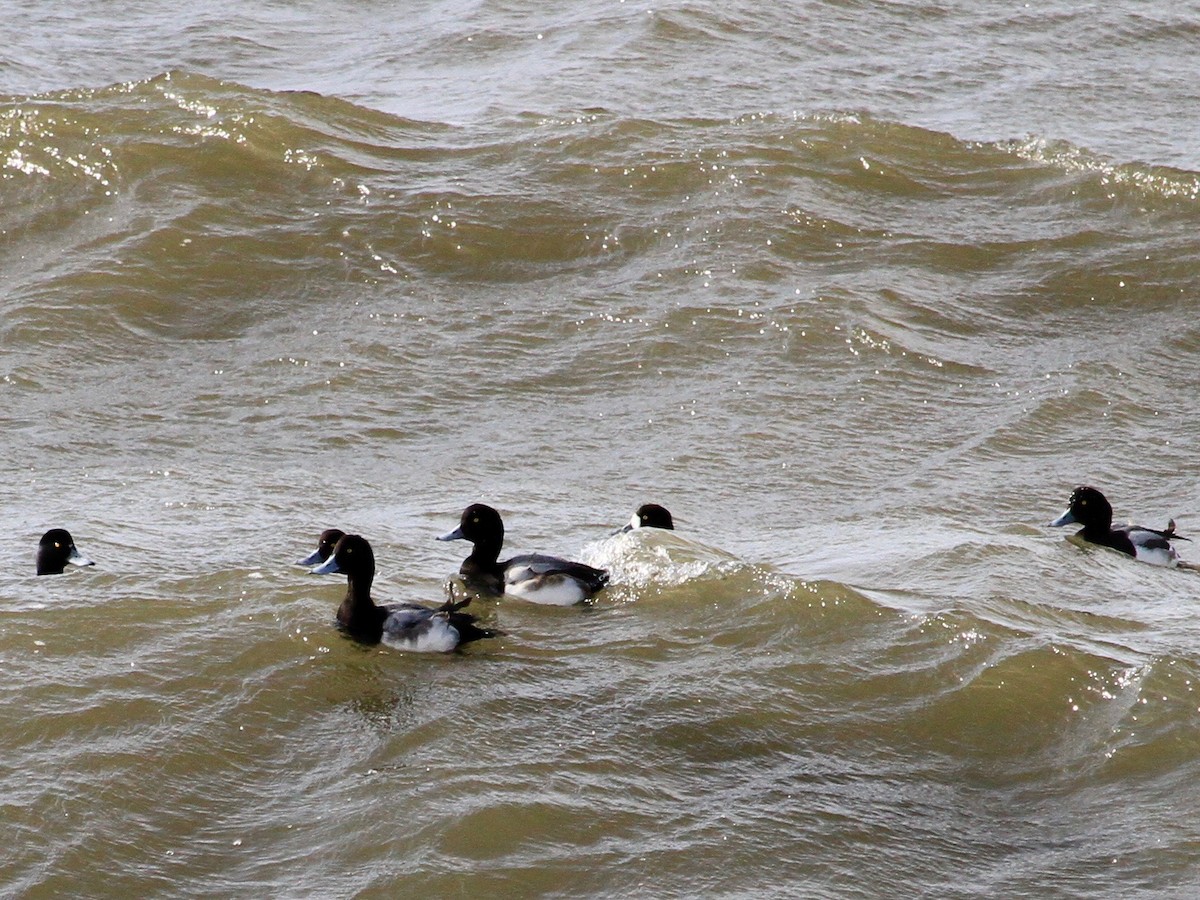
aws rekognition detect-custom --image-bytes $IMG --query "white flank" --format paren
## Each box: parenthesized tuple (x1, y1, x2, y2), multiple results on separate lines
(384, 617, 461, 653)
(1132, 543, 1179, 568)
(505, 567, 587, 605)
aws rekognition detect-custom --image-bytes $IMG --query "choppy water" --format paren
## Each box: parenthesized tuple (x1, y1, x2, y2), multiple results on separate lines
(5, 2, 1200, 896)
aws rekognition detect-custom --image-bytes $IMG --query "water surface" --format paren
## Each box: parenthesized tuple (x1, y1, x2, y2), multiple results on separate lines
(4, 2, 1200, 896)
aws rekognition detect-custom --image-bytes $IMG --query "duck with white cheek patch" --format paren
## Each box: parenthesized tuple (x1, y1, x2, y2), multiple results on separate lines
(614, 503, 675, 534)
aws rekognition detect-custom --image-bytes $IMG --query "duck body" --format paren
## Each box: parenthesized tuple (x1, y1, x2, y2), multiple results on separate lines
(438, 503, 609, 605)
(37, 529, 95, 576)
(311, 533, 493, 651)
(1049, 486, 1189, 567)
(501, 553, 611, 605)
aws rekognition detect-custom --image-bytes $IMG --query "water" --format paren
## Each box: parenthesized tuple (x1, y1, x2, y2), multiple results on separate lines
(4, 2, 1200, 896)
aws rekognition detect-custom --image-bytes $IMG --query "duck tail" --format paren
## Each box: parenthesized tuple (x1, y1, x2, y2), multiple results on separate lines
(1160, 519, 1191, 542)
(439, 596, 474, 614)
(587, 566, 610, 593)
(439, 578, 475, 613)
(449, 612, 501, 644)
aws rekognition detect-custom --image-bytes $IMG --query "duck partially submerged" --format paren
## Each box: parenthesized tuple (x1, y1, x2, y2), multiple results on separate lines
(311, 533, 495, 651)
(615, 503, 675, 533)
(37, 529, 95, 576)
(438, 503, 609, 605)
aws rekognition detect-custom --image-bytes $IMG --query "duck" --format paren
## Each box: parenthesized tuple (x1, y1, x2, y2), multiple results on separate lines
(1048, 485, 1192, 568)
(310, 533, 494, 651)
(437, 503, 609, 605)
(296, 528, 346, 567)
(615, 503, 675, 533)
(37, 528, 95, 576)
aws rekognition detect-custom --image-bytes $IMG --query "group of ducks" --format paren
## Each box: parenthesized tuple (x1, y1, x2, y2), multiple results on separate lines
(34, 501, 675, 653)
(288, 502, 675, 652)
(34, 487, 1193, 653)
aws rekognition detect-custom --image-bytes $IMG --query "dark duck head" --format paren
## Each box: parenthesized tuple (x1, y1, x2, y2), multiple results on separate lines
(37, 528, 95, 576)
(438, 503, 507, 589)
(310, 533, 387, 638)
(296, 528, 346, 567)
(616, 503, 675, 533)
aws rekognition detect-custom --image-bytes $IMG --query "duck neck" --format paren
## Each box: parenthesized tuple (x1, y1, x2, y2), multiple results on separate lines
(466, 536, 504, 571)
(1080, 507, 1114, 539)
(337, 570, 382, 631)
(36, 553, 64, 576)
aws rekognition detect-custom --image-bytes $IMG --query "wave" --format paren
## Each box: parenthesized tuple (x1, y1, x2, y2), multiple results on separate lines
(5, 71, 1200, 416)
(6, 73, 1199, 289)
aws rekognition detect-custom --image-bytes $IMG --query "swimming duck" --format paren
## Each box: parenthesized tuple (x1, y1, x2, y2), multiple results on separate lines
(37, 529, 95, 576)
(437, 503, 609, 605)
(616, 503, 675, 533)
(296, 528, 346, 567)
(1048, 486, 1191, 567)
(310, 533, 494, 651)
